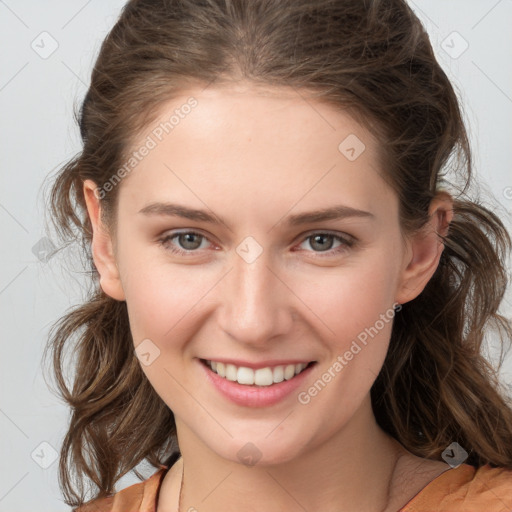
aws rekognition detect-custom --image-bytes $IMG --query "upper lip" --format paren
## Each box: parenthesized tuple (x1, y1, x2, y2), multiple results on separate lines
(199, 358, 316, 370)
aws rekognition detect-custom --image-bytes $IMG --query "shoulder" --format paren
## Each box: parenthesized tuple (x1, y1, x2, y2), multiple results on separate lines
(74, 467, 168, 512)
(401, 463, 512, 512)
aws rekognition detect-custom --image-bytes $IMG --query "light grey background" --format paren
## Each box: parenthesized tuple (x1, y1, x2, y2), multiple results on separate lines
(1, 1, 511, 510)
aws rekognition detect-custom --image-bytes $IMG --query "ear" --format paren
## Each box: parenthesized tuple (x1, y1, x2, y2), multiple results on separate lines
(395, 192, 453, 305)
(83, 179, 125, 301)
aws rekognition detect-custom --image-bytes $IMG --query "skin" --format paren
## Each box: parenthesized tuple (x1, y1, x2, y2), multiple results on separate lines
(83, 82, 453, 512)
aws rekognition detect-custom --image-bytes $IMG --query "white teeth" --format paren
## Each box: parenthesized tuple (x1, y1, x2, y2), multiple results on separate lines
(237, 367, 254, 385)
(205, 360, 310, 386)
(273, 365, 284, 383)
(216, 362, 225, 377)
(284, 364, 296, 380)
(254, 367, 273, 386)
(225, 364, 237, 381)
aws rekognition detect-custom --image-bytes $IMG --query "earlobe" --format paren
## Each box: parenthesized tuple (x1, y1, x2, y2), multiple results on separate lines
(83, 180, 126, 301)
(395, 193, 454, 305)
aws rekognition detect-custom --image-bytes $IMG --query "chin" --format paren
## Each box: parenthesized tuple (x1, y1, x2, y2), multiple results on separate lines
(211, 435, 305, 468)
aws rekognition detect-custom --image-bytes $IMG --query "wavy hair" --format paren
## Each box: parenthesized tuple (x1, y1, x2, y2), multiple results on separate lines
(43, 0, 512, 507)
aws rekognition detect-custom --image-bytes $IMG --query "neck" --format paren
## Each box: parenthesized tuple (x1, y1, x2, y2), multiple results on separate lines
(162, 398, 408, 512)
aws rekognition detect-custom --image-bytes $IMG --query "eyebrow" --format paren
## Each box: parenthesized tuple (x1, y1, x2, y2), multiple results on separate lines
(138, 202, 374, 227)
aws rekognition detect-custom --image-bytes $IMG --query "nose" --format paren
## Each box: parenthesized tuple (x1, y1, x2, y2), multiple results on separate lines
(216, 245, 295, 348)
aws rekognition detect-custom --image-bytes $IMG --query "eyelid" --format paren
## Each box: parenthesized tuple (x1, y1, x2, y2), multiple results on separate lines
(297, 229, 355, 244)
(293, 230, 355, 257)
(159, 229, 216, 252)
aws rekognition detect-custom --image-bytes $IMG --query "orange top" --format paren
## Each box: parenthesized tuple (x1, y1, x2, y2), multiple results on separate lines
(75, 463, 512, 512)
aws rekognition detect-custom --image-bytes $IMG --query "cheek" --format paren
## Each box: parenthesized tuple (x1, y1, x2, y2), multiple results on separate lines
(293, 253, 400, 341)
(119, 243, 208, 343)
(289, 250, 401, 410)
(120, 257, 208, 411)
(292, 267, 398, 430)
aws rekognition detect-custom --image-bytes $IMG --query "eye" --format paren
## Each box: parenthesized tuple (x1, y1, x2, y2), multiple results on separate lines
(295, 231, 355, 257)
(158, 230, 355, 258)
(159, 231, 212, 256)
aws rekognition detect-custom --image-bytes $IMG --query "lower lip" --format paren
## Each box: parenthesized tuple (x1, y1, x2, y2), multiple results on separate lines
(199, 359, 316, 408)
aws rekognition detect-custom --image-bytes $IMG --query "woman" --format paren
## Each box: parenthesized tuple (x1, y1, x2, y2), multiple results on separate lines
(44, 0, 512, 510)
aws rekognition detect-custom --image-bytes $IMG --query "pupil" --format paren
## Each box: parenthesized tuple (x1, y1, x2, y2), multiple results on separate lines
(313, 234, 332, 251)
(181, 233, 200, 249)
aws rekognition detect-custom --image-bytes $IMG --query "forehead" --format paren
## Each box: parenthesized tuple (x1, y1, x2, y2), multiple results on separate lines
(115, 82, 395, 224)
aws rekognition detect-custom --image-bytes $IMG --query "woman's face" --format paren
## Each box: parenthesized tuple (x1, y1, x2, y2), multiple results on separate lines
(88, 82, 430, 465)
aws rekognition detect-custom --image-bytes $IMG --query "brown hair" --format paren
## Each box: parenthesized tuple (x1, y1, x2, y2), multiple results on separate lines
(43, 0, 512, 507)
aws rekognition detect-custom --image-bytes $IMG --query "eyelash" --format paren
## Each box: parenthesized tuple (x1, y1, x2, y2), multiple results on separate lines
(158, 230, 355, 258)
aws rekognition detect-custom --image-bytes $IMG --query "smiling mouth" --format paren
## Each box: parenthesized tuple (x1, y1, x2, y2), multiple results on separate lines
(200, 359, 316, 387)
